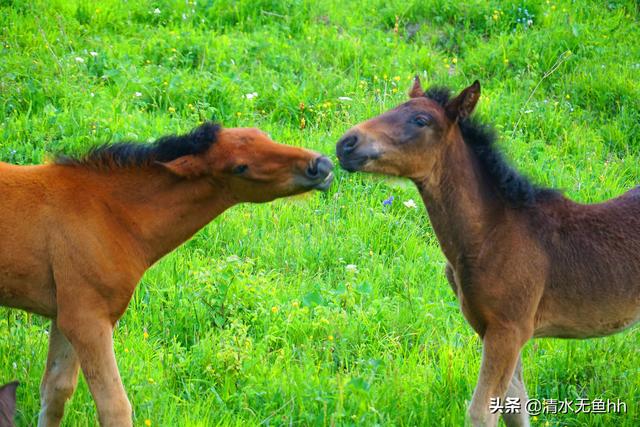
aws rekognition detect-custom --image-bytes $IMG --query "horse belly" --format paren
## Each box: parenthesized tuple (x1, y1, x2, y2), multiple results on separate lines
(534, 283, 640, 338)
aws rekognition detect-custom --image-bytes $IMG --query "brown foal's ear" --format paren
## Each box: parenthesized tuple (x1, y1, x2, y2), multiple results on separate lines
(158, 155, 208, 178)
(408, 75, 424, 98)
(445, 80, 481, 121)
(0, 381, 18, 424)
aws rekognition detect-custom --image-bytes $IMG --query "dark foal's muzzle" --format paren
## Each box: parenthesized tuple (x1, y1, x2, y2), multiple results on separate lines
(336, 131, 378, 172)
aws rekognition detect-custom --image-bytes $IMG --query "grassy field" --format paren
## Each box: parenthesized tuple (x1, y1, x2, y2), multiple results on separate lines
(1, 0, 639, 425)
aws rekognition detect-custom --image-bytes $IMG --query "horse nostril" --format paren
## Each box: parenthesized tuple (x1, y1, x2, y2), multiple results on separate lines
(316, 156, 333, 176)
(306, 156, 333, 179)
(306, 160, 319, 178)
(339, 134, 359, 155)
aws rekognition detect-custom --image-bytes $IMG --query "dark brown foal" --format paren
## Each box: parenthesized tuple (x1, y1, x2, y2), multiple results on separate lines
(0, 122, 333, 426)
(336, 78, 640, 426)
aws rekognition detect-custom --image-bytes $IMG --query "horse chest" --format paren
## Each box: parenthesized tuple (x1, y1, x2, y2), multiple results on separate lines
(445, 263, 487, 335)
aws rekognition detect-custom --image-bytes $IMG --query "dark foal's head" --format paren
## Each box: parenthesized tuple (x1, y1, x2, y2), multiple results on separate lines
(336, 77, 480, 180)
(156, 125, 334, 202)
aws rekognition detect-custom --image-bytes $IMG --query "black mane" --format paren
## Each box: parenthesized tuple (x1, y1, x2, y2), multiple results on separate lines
(56, 122, 221, 169)
(425, 86, 558, 207)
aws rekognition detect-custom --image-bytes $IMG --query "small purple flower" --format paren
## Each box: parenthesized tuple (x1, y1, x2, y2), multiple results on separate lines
(382, 195, 394, 206)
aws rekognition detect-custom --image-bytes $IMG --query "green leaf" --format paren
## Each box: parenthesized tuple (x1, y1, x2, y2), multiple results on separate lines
(302, 291, 325, 307)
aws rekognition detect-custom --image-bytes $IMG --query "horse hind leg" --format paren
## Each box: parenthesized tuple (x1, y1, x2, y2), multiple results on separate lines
(38, 321, 80, 427)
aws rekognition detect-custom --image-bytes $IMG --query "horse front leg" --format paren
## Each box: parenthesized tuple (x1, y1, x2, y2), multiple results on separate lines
(468, 324, 530, 427)
(57, 312, 132, 427)
(38, 321, 80, 427)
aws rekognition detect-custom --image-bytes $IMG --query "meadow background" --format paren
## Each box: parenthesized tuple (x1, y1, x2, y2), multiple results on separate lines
(1, 0, 639, 425)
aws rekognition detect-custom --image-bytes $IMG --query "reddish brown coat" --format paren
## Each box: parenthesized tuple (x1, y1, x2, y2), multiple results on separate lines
(0, 123, 333, 426)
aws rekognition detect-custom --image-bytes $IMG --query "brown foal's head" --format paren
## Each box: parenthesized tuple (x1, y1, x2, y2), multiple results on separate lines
(161, 127, 333, 202)
(336, 77, 480, 179)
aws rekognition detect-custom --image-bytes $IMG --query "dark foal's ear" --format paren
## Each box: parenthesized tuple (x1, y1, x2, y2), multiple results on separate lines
(445, 80, 481, 121)
(408, 75, 424, 98)
(0, 381, 18, 424)
(158, 155, 208, 178)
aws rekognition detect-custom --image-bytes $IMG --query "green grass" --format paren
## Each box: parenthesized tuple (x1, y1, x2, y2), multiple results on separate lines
(1, 0, 639, 425)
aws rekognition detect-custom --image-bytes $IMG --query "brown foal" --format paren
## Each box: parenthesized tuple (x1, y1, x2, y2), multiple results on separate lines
(0, 122, 333, 426)
(336, 78, 640, 426)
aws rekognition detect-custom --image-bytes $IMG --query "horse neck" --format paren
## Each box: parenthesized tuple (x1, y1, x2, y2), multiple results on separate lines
(413, 129, 504, 265)
(91, 167, 235, 265)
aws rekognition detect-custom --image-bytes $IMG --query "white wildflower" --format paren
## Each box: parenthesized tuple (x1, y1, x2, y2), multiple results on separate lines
(345, 264, 358, 273)
(244, 92, 258, 100)
(403, 199, 418, 209)
(74, 57, 85, 63)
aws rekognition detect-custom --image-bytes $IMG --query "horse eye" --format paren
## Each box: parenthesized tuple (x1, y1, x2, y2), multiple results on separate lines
(414, 115, 433, 127)
(232, 164, 249, 175)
